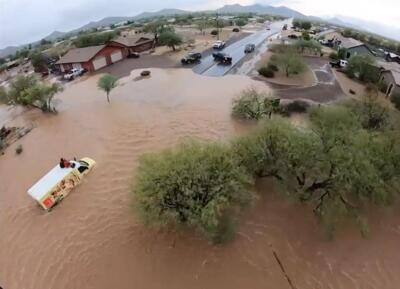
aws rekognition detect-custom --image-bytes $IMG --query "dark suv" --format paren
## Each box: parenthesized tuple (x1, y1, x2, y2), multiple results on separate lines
(212, 52, 232, 64)
(181, 52, 202, 64)
(244, 44, 256, 53)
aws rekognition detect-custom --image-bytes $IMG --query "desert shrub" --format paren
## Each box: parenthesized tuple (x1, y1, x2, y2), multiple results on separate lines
(15, 144, 23, 155)
(0, 86, 8, 104)
(329, 52, 339, 60)
(377, 80, 388, 94)
(284, 100, 310, 114)
(258, 67, 275, 78)
(342, 90, 390, 130)
(210, 30, 218, 36)
(74, 31, 118, 48)
(232, 88, 279, 120)
(270, 51, 307, 77)
(390, 93, 400, 110)
(267, 63, 279, 72)
(132, 141, 253, 243)
(346, 54, 379, 83)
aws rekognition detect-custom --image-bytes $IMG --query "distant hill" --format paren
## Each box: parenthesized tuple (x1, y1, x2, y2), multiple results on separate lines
(216, 4, 307, 19)
(0, 46, 19, 58)
(44, 31, 67, 42)
(325, 15, 400, 41)
(74, 16, 133, 32)
(133, 8, 190, 20)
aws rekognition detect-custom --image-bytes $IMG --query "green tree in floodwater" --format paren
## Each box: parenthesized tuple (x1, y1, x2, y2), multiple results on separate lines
(232, 87, 281, 120)
(97, 74, 118, 103)
(5, 75, 62, 112)
(132, 141, 254, 243)
(232, 102, 400, 238)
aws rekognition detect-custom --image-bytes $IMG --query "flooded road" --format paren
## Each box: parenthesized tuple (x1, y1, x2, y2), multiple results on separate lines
(193, 20, 290, 77)
(1, 69, 400, 289)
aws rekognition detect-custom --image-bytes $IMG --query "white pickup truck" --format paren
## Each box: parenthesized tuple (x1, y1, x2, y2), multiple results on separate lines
(213, 40, 226, 50)
(64, 68, 85, 81)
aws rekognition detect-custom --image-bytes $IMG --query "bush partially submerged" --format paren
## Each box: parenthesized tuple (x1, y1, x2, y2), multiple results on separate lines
(258, 67, 275, 78)
(232, 88, 280, 120)
(4, 75, 62, 112)
(15, 144, 23, 155)
(132, 141, 253, 243)
(283, 100, 310, 115)
(233, 104, 400, 237)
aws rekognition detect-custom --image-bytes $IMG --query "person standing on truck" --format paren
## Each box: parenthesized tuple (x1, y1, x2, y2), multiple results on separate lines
(59, 158, 72, 168)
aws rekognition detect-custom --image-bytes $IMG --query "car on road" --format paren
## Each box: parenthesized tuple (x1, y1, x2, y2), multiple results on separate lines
(213, 40, 226, 50)
(212, 52, 232, 64)
(330, 59, 348, 68)
(181, 52, 202, 64)
(244, 44, 256, 53)
(64, 68, 85, 81)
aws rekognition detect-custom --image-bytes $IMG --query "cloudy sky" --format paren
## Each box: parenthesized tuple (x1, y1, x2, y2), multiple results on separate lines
(0, 0, 399, 48)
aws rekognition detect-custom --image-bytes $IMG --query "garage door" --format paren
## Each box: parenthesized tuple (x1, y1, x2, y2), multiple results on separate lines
(92, 56, 107, 71)
(111, 50, 123, 63)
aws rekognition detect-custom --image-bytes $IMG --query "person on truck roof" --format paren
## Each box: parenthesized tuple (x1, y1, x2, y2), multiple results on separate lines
(59, 158, 72, 168)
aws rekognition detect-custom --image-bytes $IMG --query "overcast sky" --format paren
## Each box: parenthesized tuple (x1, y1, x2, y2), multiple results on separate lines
(0, 0, 399, 48)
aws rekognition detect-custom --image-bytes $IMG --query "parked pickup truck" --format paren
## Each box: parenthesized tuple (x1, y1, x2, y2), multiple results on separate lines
(64, 68, 85, 81)
(330, 59, 348, 68)
(27, 157, 96, 211)
(213, 40, 226, 50)
(212, 52, 232, 64)
(181, 52, 202, 64)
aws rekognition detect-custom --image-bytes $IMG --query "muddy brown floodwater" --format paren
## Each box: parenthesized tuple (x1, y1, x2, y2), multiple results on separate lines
(1, 69, 400, 289)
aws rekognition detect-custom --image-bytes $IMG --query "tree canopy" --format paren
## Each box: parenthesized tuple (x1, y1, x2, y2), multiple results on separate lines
(269, 50, 307, 77)
(74, 31, 118, 48)
(158, 31, 183, 51)
(233, 98, 400, 237)
(3, 75, 62, 112)
(346, 54, 379, 83)
(30, 52, 48, 72)
(232, 88, 281, 120)
(97, 74, 118, 103)
(132, 141, 253, 242)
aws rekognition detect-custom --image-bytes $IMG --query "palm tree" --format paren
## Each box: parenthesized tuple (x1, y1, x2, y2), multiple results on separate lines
(97, 74, 118, 103)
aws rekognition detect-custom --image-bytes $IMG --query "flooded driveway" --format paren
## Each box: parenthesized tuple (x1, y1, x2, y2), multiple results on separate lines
(1, 68, 400, 289)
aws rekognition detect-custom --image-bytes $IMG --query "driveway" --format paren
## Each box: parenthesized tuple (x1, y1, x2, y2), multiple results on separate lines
(269, 57, 345, 103)
(193, 19, 291, 77)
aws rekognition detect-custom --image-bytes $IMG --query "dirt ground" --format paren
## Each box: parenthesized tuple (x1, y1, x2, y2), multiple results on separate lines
(255, 51, 317, 87)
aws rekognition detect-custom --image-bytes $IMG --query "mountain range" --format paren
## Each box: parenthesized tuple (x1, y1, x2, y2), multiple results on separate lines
(1, 3, 399, 58)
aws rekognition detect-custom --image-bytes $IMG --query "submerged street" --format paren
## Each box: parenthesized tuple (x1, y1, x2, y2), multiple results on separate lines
(193, 20, 290, 77)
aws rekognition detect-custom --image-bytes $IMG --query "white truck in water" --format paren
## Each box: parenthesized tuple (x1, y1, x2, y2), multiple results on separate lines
(27, 157, 96, 211)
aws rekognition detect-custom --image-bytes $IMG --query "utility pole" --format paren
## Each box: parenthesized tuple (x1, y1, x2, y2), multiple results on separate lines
(216, 12, 220, 40)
